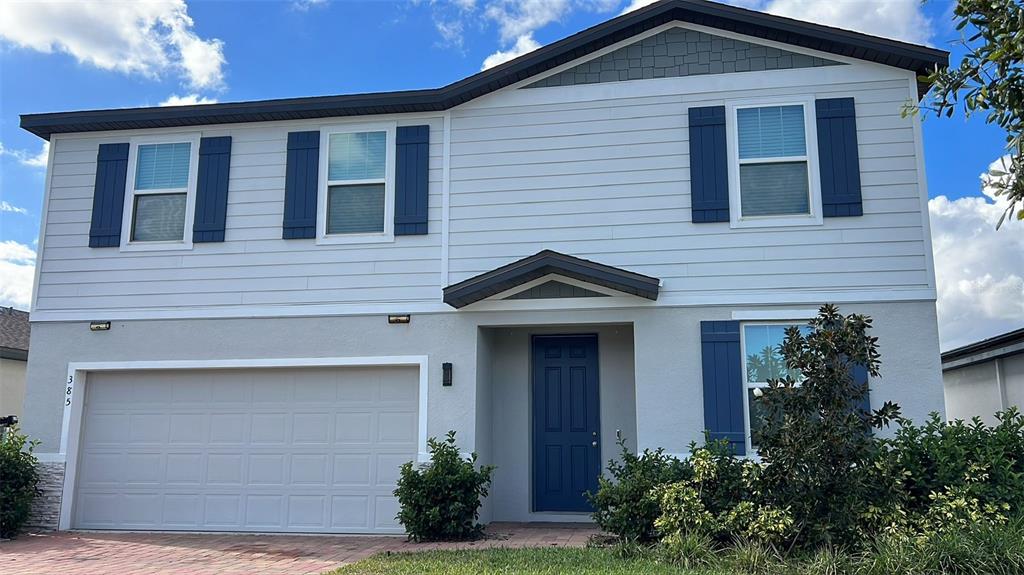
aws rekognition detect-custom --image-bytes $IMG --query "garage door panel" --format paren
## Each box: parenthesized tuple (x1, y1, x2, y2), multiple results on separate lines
(293, 412, 332, 443)
(210, 413, 247, 443)
(334, 454, 372, 486)
(164, 494, 202, 526)
(166, 454, 204, 484)
(75, 366, 417, 533)
(251, 413, 288, 444)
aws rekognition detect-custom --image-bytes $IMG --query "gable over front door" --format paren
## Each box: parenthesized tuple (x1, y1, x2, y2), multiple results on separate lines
(532, 334, 601, 513)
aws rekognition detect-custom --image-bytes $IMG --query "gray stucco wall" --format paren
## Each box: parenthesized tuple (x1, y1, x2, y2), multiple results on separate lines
(22, 300, 943, 524)
(525, 26, 841, 88)
(481, 324, 637, 522)
(944, 353, 1024, 425)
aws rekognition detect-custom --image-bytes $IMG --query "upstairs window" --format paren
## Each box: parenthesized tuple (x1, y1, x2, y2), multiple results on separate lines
(323, 129, 389, 237)
(124, 137, 198, 248)
(736, 105, 811, 218)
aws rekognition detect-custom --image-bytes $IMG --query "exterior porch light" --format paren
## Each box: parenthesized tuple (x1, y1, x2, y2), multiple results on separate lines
(442, 362, 453, 386)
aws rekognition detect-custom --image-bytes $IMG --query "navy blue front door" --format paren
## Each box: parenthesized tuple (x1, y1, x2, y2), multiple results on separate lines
(532, 335, 601, 512)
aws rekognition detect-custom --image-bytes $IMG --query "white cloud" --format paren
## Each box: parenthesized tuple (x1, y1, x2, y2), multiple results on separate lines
(0, 0, 226, 90)
(481, 0, 609, 69)
(628, 0, 931, 44)
(930, 156, 1024, 351)
(482, 33, 541, 69)
(620, 0, 658, 14)
(159, 93, 218, 106)
(0, 201, 28, 215)
(0, 241, 36, 310)
(484, 0, 573, 44)
(745, 0, 932, 45)
(292, 0, 329, 11)
(0, 141, 49, 169)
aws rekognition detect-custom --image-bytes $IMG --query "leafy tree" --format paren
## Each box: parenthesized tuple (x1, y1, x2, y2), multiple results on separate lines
(753, 304, 900, 548)
(920, 0, 1024, 226)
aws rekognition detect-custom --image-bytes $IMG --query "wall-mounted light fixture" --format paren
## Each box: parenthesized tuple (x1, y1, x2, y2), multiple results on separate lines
(89, 321, 111, 332)
(442, 362, 453, 386)
(387, 314, 411, 324)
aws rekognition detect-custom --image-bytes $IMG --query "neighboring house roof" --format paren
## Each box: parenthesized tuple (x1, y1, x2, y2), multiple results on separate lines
(941, 328, 1024, 371)
(0, 307, 30, 361)
(443, 250, 661, 308)
(19, 0, 947, 140)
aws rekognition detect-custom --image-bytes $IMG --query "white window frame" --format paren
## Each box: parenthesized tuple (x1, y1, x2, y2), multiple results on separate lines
(120, 133, 201, 252)
(740, 320, 808, 455)
(726, 96, 823, 229)
(316, 121, 396, 245)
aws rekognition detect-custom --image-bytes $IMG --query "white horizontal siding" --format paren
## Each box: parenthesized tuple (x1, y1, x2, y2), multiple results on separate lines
(36, 117, 444, 312)
(447, 68, 932, 301)
(33, 36, 936, 320)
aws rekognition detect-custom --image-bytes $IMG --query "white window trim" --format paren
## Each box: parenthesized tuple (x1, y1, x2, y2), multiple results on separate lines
(726, 97, 823, 229)
(740, 320, 808, 455)
(119, 133, 201, 252)
(316, 121, 396, 245)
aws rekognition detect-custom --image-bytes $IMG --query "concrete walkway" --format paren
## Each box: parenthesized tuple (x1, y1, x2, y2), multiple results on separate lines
(0, 523, 601, 575)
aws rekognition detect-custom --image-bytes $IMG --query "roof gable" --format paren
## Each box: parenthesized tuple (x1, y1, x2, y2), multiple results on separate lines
(20, 0, 947, 140)
(525, 25, 842, 88)
(443, 250, 660, 309)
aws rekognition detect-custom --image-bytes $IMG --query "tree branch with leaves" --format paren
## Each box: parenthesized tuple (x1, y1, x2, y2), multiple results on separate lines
(918, 0, 1023, 227)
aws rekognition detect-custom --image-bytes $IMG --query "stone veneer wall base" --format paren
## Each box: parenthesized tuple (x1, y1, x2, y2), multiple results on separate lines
(26, 461, 64, 532)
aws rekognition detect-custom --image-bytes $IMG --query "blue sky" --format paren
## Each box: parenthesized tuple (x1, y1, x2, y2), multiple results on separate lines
(0, 0, 1021, 349)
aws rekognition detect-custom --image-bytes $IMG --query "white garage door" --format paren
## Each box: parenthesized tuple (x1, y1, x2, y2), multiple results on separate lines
(73, 366, 418, 533)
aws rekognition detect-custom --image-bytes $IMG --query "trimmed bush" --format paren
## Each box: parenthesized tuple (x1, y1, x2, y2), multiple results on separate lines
(586, 437, 690, 543)
(394, 431, 494, 542)
(876, 409, 1024, 517)
(0, 426, 40, 539)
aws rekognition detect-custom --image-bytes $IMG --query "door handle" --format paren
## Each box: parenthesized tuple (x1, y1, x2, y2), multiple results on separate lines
(591, 441, 598, 447)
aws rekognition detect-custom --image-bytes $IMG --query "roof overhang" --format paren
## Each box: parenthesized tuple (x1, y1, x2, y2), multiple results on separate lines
(443, 250, 661, 309)
(20, 0, 948, 140)
(941, 328, 1024, 371)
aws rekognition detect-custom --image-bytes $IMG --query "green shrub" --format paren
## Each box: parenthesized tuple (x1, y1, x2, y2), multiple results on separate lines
(654, 440, 793, 550)
(586, 436, 690, 543)
(394, 431, 494, 542)
(875, 409, 1024, 517)
(0, 426, 40, 539)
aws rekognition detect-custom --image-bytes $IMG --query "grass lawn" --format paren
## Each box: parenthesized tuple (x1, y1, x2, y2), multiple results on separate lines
(329, 547, 708, 575)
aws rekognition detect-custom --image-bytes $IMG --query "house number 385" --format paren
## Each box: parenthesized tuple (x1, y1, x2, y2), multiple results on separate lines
(66, 375, 73, 406)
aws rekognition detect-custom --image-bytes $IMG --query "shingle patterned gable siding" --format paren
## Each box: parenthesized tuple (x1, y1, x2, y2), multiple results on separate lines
(505, 280, 610, 300)
(525, 27, 842, 88)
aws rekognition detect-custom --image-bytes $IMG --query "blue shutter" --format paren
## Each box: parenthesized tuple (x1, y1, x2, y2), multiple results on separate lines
(283, 131, 320, 239)
(688, 106, 729, 223)
(395, 125, 429, 235)
(816, 98, 863, 217)
(192, 136, 231, 243)
(88, 143, 130, 247)
(852, 363, 871, 416)
(700, 320, 746, 455)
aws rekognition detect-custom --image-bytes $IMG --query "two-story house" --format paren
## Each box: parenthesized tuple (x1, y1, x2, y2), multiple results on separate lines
(19, 0, 947, 534)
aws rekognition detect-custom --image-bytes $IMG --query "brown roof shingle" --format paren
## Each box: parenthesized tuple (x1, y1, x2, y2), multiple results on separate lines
(0, 307, 30, 358)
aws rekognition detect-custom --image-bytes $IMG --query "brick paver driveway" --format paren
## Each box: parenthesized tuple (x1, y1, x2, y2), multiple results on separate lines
(0, 523, 600, 575)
